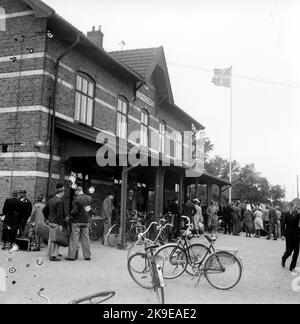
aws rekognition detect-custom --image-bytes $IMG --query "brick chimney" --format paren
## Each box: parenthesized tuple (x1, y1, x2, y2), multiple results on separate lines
(87, 26, 104, 49)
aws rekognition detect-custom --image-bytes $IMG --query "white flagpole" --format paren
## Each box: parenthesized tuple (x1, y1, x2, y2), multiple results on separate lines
(229, 66, 233, 203)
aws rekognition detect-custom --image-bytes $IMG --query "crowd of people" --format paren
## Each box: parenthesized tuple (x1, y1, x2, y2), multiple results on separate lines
(166, 198, 299, 272)
(1, 188, 299, 271)
(0, 184, 116, 262)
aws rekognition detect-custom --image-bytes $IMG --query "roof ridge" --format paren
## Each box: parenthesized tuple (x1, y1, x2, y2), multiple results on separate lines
(109, 47, 161, 54)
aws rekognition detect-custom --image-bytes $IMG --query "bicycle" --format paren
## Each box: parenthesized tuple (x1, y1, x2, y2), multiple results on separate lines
(127, 218, 173, 260)
(70, 291, 116, 304)
(127, 243, 166, 304)
(154, 216, 211, 279)
(89, 219, 100, 241)
(155, 216, 243, 290)
(106, 211, 146, 247)
(37, 288, 116, 304)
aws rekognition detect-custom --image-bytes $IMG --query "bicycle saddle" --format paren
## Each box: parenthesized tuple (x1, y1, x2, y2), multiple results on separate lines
(204, 234, 217, 243)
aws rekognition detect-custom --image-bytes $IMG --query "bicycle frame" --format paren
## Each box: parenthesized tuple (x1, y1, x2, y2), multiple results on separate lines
(176, 216, 240, 273)
(144, 244, 166, 304)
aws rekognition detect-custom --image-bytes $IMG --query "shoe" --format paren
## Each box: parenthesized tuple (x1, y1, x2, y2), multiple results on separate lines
(58, 254, 63, 257)
(1, 246, 6, 250)
(281, 260, 285, 268)
(290, 267, 295, 272)
(49, 257, 61, 262)
(84, 258, 91, 261)
(65, 257, 76, 261)
(273, 238, 277, 241)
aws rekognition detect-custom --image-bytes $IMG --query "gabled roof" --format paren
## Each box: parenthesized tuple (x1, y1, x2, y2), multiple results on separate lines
(110, 46, 174, 104)
(109, 47, 160, 79)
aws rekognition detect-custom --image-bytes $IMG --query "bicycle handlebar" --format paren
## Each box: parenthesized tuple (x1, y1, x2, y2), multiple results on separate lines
(181, 215, 192, 226)
(139, 221, 159, 238)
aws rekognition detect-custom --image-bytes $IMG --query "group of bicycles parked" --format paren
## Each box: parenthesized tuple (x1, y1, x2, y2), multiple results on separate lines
(103, 210, 244, 304)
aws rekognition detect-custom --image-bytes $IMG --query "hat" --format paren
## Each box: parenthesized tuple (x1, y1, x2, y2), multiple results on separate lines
(193, 198, 200, 203)
(19, 189, 27, 194)
(55, 187, 64, 194)
(56, 183, 65, 190)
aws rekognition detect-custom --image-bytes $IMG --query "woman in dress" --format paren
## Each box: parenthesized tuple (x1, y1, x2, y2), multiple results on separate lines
(28, 194, 46, 251)
(243, 204, 254, 237)
(253, 206, 264, 238)
(193, 199, 204, 234)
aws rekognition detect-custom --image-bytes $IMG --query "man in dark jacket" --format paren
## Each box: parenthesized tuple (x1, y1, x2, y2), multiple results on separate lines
(168, 198, 180, 239)
(223, 203, 233, 235)
(66, 187, 93, 261)
(1, 191, 24, 249)
(18, 189, 32, 235)
(43, 187, 66, 261)
(182, 199, 196, 222)
(281, 204, 300, 272)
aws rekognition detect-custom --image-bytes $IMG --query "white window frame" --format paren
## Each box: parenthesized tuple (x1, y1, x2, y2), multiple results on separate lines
(140, 110, 149, 147)
(175, 131, 183, 161)
(159, 121, 166, 154)
(74, 74, 95, 126)
(117, 97, 128, 139)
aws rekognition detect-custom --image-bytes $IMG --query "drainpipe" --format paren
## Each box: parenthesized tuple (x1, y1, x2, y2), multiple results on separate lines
(47, 33, 81, 198)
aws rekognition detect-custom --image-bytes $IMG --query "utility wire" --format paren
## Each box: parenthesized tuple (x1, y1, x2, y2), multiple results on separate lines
(168, 61, 300, 90)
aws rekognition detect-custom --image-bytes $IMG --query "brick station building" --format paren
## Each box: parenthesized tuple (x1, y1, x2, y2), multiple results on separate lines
(0, 0, 230, 227)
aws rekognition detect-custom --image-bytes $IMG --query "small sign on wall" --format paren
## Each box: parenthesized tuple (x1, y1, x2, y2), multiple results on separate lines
(136, 91, 155, 108)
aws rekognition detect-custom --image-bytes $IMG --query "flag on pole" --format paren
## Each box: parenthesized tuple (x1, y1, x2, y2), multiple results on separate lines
(212, 66, 232, 88)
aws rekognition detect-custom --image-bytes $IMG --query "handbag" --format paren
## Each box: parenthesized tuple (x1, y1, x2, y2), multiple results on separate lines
(36, 222, 50, 241)
(53, 227, 70, 247)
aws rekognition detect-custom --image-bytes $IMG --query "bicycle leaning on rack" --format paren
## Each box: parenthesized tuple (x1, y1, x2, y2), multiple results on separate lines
(127, 239, 166, 304)
(127, 218, 173, 260)
(155, 216, 243, 290)
(105, 211, 146, 247)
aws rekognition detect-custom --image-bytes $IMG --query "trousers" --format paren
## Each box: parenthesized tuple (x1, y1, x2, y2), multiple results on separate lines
(47, 224, 60, 258)
(68, 223, 91, 260)
(282, 236, 300, 270)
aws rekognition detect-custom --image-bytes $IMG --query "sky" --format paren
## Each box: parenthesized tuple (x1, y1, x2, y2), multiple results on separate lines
(45, 0, 300, 201)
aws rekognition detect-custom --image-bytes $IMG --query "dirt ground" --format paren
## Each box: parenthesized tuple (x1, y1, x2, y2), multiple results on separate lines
(0, 233, 299, 304)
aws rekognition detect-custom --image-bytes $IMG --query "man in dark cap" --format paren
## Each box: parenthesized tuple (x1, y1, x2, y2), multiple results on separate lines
(18, 189, 32, 236)
(42, 187, 66, 261)
(66, 186, 93, 261)
(2, 191, 24, 249)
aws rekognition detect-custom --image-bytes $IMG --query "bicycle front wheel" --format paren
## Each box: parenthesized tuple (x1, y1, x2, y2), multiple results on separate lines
(127, 253, 154, 289)
(185, 243, 210, 276)
(154, 244, 187, 279)
(107, 224, 120, 247)
(204, 251, 242, 290)
(89, 228, 99, 241)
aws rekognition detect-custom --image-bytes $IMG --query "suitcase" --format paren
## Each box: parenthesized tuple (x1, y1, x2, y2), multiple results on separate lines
(15, 238, 31, 251)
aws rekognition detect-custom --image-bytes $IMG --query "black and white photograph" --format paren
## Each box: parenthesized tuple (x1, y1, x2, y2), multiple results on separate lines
(0, 0, 299, 307)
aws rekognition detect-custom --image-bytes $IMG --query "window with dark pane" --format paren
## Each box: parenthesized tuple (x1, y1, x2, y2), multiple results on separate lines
(140, 110, 149, 147)
(117, 97, 128, 139)
(75, 74, 95, 126)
